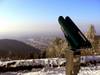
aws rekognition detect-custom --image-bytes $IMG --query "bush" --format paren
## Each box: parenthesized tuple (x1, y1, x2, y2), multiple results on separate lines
(46, 37, 68, 58)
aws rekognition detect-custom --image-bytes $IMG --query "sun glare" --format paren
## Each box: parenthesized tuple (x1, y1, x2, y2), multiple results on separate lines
(0, 18, 12, 33)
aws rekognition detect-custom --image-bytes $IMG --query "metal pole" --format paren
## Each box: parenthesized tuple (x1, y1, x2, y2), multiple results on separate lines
(66, 50, 74, 75)
(66, 50, 80, 75)
(73, 54, 80, 75)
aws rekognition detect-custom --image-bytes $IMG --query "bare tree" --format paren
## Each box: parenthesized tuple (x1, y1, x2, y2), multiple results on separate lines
(81, 25, 98, 55)
(46, 37, 68, 58)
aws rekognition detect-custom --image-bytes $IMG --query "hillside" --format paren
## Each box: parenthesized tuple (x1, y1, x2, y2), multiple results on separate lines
(0, 39, 41, 59)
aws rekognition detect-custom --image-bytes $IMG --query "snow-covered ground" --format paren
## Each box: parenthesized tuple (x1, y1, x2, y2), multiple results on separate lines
(1, 66, 100, 75)
(0, 58, 66, 67)
(0, 67, 65, 75)
(1, 58, 100, 75)
(0, 58, 66, 75)
(78, 66, 100, 75)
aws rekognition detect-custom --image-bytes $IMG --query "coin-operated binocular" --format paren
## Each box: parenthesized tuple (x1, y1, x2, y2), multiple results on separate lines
(58, 16, 92, 52)
(58, 16, 92, 75)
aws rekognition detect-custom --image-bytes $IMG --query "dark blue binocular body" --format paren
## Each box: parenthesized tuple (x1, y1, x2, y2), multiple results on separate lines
(58, 16, 92, 51)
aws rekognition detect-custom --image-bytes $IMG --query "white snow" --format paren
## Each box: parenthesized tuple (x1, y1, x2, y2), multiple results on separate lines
(0, 67, 65, 75)
(1, 66, 100, 75)
(78, 66, 100, 75)
(0, 58, 66, 75)
(1, 58, 100, 75)
(0, 58, 66, 67)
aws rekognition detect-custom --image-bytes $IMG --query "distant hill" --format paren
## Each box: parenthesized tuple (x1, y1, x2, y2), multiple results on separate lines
(0, 39, 41, 59)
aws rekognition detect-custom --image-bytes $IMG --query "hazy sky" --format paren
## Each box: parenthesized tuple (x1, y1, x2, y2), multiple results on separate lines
(0, 0, 100, 35)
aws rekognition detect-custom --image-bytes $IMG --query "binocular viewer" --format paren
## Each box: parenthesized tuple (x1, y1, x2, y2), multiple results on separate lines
(58, 16, 92, 51)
